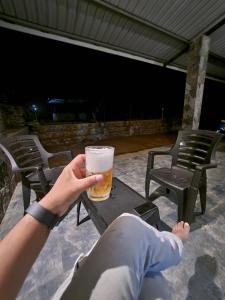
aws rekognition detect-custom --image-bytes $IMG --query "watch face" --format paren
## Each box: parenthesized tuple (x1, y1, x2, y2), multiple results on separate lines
(134, 202, 153, 216)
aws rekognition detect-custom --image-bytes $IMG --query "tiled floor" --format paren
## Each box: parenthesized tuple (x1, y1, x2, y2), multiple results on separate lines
(1, 144, 225, 299)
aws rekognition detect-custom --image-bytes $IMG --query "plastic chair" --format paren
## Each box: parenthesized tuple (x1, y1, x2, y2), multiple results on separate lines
(145, 129, 223, 223)
(0, 135, 73, 213)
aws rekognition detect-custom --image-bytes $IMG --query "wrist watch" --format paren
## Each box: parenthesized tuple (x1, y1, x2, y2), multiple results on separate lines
(25, 202, 60, 229)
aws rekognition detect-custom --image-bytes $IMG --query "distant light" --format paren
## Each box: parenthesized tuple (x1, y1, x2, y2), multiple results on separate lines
(48, 98, 65, 104)
(32, 104, 38, 111)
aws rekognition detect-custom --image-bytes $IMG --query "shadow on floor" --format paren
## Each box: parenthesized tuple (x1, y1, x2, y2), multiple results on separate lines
(186, 254, 224, 300)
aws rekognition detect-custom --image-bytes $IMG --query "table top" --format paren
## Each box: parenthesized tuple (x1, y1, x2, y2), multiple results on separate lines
(80, 177, 159, 233)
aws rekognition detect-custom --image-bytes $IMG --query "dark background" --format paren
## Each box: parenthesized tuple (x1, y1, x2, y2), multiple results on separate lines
(0, 27, 225, 129)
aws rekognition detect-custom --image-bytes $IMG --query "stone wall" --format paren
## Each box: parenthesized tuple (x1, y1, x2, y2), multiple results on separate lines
(36, 119, 167, 148)
(0, 104, 25, 129)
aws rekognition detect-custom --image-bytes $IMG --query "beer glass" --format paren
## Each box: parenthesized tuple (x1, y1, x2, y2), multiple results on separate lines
(85, 146, 114, 201)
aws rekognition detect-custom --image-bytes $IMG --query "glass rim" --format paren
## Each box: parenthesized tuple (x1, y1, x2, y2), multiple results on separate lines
(85, 145, 114, 150)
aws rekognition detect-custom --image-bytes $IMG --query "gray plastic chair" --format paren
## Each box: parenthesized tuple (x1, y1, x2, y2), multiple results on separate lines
(0, 135, 73, 213)
(145, 129, 223, 223)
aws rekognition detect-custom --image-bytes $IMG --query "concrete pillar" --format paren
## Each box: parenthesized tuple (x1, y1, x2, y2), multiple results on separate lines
(182, 35, 210, 129)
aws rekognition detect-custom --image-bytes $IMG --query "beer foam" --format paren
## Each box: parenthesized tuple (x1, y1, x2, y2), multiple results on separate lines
(86, 147, 114, 173)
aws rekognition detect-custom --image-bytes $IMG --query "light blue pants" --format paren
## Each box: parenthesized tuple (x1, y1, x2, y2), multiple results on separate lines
(53, 213, 183, 300)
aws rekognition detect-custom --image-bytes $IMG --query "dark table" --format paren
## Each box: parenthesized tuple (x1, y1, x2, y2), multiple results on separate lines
(78, 177, 160, 234)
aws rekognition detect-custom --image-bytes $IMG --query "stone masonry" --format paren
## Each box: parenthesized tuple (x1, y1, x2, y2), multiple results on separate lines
(36, 119, 167, 149)
(0, 104, 25, 129)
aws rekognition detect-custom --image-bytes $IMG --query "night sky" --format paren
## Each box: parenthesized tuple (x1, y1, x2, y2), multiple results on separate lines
(0, 27, 225, 129)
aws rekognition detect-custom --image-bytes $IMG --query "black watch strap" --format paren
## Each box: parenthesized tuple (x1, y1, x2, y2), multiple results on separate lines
(25, 202, 59, 229)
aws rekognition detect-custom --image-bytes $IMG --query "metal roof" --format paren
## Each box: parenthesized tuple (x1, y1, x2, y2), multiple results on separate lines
(0, 0, 225, 81)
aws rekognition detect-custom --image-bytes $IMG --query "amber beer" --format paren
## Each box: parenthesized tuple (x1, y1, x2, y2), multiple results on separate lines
(85, 146, 114, 201)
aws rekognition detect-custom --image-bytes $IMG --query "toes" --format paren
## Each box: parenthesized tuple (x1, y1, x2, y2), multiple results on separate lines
(178, 221, 184, 228)
(184, 222, 190, 232)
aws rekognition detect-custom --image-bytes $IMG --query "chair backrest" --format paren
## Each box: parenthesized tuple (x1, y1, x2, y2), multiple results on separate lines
(0, 135, 50, 170)
(171, 129, 223, 171)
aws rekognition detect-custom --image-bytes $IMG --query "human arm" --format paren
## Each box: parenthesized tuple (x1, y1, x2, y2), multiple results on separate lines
(0, 154, 103, 300)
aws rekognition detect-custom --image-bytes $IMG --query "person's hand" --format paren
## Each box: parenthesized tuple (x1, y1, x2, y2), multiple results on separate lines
(39, 154, 103, 216)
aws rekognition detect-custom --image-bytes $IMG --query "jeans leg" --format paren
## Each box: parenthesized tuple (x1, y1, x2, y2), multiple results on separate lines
(57, 213, 183, 300)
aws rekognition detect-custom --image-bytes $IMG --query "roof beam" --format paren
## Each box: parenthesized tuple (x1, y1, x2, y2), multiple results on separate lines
(0, 18, 164, 66)
(205, 16, 225, 35)
(163, 13, 225, 67)
(208, 53, 225, 68)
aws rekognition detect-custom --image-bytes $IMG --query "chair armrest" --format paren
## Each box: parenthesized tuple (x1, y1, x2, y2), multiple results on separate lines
(13, 165, 43, 173)
(148, 150, 172, 156)
(147, 149, 172, 170)
(191, 163, 217, 188)
(49, 150, 73, 161)
(195, 163, 217, 171)
(14, 166, 50, 193)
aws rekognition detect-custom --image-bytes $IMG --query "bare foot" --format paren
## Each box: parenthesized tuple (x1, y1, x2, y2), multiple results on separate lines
(172, 221, 190, 242)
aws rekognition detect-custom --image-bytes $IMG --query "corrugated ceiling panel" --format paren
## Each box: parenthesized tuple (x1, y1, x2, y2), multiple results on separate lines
(76, 3, 185, 61)
(107, 0, 225, 40)
(24, 0, 37, 23)
(38, 0, 49, 26)
(0, 2, 4, 13)
(81, 2, 98, 37)
(86, 6, 109, 38)
(73, 0, 89, 35)
(85, 5, 112, 40)
(130, 32, 183, 61)
(0, 0, 16, 16)
(172, 53, 188, 69)
(65, 0, 78, 33)
(100, 13, 122, 43)
(210, 25, 225, 59)
(48, 0, 58, 29)
(56, 0, 68, 31)
(109, 18, 131, 44)
(11, 0, 27, 19)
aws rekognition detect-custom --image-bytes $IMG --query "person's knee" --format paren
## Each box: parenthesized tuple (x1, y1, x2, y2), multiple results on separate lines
(108, 213, 147, 238)
(113, 213, 142, 228)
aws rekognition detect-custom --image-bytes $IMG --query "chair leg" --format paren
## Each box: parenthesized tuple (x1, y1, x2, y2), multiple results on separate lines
(77, 200, 81, 226)
(148, 186, 168, 202)
(177, 190, 184, 222)
(145, 177, 151, 200)
(183, 187, 198, 224)
(199, 174, 207, 214)
(22, 180, 31, 214)
(76, 200, 91, 226)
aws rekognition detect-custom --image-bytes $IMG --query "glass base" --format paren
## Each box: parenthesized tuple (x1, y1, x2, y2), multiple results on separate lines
(87, 192, 110, 201)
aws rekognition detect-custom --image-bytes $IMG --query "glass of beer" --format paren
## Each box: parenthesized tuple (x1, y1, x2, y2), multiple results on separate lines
(85, 146, 114, 201)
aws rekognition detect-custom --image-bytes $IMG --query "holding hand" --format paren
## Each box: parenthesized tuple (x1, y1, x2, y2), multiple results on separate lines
(40, 154, 103, 216)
